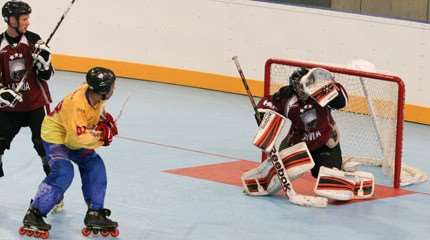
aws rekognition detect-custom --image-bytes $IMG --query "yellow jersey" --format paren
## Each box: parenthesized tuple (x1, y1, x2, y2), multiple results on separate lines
(41, 84, 105, 150)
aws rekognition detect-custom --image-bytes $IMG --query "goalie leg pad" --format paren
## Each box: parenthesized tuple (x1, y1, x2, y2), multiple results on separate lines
(253, 109, 290, 153)
(279, 142, 314, 181)
(314, 166, 375, 201)
(241, 159, 280, 196)
(242, 142, 314, 195)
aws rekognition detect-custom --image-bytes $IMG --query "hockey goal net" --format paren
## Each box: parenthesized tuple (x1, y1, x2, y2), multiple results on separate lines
(264, 58, 427, 188)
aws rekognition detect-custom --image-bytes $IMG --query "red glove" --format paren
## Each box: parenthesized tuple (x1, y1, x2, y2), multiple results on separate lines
(96, 112, 118, 146)
(102, 112, 118, 136)
(96, 122, 113, 146)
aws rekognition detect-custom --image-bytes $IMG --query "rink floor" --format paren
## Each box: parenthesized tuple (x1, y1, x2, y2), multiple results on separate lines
(0, 71, 429, 240)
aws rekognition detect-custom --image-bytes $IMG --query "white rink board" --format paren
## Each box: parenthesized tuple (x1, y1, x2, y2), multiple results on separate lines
(20, 0, 430, 106)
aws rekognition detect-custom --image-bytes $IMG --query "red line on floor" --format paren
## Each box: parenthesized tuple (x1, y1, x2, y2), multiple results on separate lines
(118, 135, 244, 161)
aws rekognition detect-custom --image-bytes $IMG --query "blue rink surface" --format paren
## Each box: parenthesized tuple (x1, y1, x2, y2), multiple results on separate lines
(0, 71, 429, 240)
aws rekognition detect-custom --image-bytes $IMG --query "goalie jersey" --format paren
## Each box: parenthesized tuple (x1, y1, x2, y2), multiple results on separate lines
(257, 83, 348, 151)
(41, 84, 105, 150)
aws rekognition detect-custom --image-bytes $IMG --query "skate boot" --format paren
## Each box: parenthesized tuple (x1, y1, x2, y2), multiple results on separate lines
(81, 208, 120, 237)
(51, 196, 64, 214)
(52, 200, 64, 213)
(19, 207, 51, 239)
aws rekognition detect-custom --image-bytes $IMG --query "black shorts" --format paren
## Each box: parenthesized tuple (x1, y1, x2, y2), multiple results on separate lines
(0, 107, 46, 155)
(309, 144, 342, 178)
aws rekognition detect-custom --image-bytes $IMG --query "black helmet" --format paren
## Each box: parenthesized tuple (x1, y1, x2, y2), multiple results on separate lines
(2, 1, 31, 23)
(289, 67, 309, 87)
(86, 67, 116, 94)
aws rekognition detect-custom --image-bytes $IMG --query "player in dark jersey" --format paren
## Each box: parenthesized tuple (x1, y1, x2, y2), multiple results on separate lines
(257, 67, 348, 178)
(0, 1, 53, 177)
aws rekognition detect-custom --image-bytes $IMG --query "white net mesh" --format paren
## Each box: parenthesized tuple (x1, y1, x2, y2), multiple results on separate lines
(265, 59, 427, 187)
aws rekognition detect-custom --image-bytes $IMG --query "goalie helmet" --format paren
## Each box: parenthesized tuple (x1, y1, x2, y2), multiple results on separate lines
(2, 1, 31, 23)
(289, 67, 309, 87)
(289, 67, 309, 99)
(86, 67, 116, 94)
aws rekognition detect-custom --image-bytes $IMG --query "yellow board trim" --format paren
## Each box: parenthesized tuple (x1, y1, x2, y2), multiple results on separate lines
(52, 54, 430, 125)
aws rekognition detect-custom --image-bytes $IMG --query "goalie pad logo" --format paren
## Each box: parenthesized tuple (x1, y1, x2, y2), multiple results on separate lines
(269, 149, 291, 192)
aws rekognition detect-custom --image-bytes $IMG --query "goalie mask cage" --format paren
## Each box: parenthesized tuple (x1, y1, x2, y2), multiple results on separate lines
(264, 58, 425, 188)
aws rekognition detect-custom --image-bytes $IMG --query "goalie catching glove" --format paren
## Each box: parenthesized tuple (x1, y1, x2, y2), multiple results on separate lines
(299, 68, 339, 107)
(96, 112, 118, 146)
(0, 87, 23, 108)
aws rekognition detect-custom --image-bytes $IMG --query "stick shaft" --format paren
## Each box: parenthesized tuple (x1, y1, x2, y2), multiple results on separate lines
(232, 56, 261, 122)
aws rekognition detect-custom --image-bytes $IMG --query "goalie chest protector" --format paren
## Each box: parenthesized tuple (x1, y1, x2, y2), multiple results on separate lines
(282, 97, 336, 151)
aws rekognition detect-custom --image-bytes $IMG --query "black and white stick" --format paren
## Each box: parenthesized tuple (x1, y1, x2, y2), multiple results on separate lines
(231, 56, 260, 122)
(12, 0, 78, 111)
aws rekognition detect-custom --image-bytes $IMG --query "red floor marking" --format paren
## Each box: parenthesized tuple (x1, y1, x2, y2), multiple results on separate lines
(164, 160, 416, 204)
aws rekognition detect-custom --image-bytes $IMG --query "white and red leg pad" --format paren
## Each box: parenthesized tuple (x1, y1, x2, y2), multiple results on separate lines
(242, 142, 314, 196)
(252, 109, 290, 153)
(279, 142, 314, 181)
(241, 159, 280, 196)
(314, 166, 375, 201)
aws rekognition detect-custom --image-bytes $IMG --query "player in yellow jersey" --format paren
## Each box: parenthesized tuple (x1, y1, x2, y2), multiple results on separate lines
(19, 67, 120, 238)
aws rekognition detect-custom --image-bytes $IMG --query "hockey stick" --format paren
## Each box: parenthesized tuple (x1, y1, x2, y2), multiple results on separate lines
(45, 0, 77, 46)
(115, 95, 130, 122)
(232, 56, 260, 119)
(11, 0, 78, 111)
(232, 56, 327, 207)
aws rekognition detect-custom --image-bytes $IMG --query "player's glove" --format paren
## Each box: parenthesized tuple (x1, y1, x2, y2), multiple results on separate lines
(32, 40, 51, 72)
(0, 87, 23, 108)
(96, 112, 118, 146)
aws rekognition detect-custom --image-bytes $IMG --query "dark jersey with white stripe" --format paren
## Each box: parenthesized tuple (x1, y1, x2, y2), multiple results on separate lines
(257, 83, 348, 151)
(0, 31, 52, 112)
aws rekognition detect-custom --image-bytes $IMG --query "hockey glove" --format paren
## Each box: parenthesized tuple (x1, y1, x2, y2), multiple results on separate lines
(101, 112, 118, 136)
(96, 122, 114, 146)
(0, 87, 23, 108)
(32, 40, 51, 72)
(96, 112, 118, 146)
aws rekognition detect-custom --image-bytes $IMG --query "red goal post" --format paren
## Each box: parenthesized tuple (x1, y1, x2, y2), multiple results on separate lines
(263, 58, 405, 188)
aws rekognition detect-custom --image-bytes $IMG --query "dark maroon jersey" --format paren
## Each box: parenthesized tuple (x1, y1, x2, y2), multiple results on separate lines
(0, 31, 52, 112)
(257, 83, 348, 151)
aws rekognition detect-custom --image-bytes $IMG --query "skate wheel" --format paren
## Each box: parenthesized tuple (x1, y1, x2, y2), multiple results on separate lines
(111, 229, 120, 237)
(41, 231, 49, 239)
(82, 228, 91, 237)
(25, 229, 34, 237)
(18, 226, 26, 235)
(34, 231, 41, 238)
(101, 230, 110, 237)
